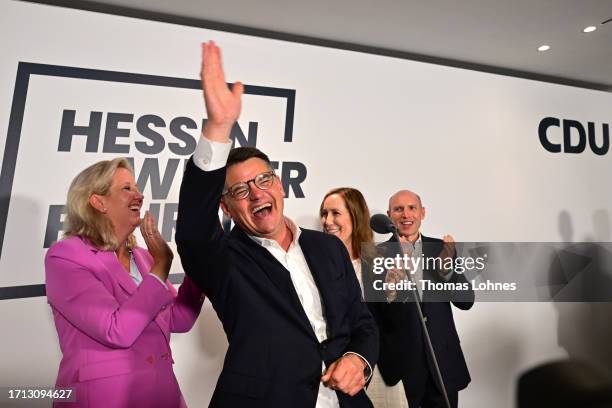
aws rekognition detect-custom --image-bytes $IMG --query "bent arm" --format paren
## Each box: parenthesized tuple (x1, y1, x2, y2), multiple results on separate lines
(449, 269, 475, 310)
(342, 244, 379, 377)
(176, 159, 230, 299)
(45, 255, 173, 348)
(428, 238, 475, 309)
(169, 275, 205, 333)
(176, 41, 241, 299)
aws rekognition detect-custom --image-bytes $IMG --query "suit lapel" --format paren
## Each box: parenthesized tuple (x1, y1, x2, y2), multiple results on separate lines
(131, 248, 173, 342)
(94, 249, 138, 295)
(230, 227, 318, 339)
(298, 230, 338, 334)
(132, 249, 150, 280)
(421, 235, 440, 279)
(132, 249, 174, 292)
(230, 227, 296, 294)
(88, 242, 173, 342)
(420, 235, 434, 258)
(421, 235, 446, 303)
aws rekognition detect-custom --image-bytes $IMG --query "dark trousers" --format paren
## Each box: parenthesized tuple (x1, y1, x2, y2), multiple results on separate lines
(403, 372, 458, 408)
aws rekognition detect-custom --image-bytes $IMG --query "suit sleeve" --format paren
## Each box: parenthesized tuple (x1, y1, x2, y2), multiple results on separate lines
(169, 275, 206, 333)
(447, 266, 475, 310)
(366, 301, 406, 385)
(45, 252, 173, 348)
(340, 242, 379, 373)
(175, 158, 230, 300)
(430, 241, 475, 309)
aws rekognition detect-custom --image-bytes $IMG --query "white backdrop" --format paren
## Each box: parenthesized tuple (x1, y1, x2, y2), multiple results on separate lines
(1, 1, 611, 407)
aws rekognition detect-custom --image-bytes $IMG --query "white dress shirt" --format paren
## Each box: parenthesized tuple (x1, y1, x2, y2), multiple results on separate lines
(117, 251, 167, 289)
(351, 259, 364, 295)
(249, 218, 340, 408)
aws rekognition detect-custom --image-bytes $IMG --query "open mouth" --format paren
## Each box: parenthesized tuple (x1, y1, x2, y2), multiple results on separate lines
(325, 227, 340, 234)
(252, 203, 272, 218)
(129, 204, 141, 213)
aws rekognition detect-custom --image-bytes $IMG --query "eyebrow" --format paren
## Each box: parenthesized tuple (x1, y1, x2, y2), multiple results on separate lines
(229, 171, 273, 185)
(392, 204, 418, 210)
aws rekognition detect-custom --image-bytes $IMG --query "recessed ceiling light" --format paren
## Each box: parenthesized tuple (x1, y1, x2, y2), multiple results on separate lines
(537, 45, 550, 52)
(583, 26, 597, 33)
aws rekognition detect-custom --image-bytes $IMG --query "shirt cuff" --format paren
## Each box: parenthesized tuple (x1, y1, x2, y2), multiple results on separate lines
(343, 352, 373, 382)
(192, 133, 233, 171)
(149, 273, 169, 290)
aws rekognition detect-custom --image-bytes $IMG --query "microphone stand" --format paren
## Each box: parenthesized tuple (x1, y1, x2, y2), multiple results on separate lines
(390, 227, 451, 408)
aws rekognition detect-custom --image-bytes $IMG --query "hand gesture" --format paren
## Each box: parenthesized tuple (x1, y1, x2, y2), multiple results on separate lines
(437, 234, 456, 277)
(384, 267, 407, 302)
(140, 211, 173, 281)
(321, 354, 367, 396)
(200, 41, 244, 142)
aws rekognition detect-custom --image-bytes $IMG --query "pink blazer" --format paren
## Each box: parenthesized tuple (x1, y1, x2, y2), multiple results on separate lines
(45, 236, 204, 408)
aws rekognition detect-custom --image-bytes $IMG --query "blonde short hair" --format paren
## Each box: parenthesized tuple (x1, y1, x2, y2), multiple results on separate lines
(63, 158, 136, 250)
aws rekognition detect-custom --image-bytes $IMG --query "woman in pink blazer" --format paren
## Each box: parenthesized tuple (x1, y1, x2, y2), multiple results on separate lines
(45, 158, 204, 408)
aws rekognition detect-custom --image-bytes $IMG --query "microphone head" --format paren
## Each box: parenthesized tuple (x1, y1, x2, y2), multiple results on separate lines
(370, 213, 397, 234)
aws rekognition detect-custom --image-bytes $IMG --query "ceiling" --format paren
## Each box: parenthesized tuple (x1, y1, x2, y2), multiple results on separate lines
(52, 0, 612, 90)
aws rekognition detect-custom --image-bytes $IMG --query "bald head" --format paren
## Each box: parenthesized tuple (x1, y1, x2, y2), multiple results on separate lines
(388, 190, 422, 210)
(387, 190, 425, 242)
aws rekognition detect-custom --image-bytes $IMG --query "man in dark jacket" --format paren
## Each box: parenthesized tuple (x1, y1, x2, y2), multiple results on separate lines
(176, 41, 379, 408)
(369, 190, 474, 408)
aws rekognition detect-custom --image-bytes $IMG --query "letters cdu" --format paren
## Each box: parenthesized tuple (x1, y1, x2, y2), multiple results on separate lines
(538, 117, 609, 155)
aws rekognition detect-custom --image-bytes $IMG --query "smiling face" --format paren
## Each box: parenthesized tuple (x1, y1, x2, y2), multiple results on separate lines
(320, 193, 354, 252)
(90, 167, 143, 238)
(387, 190, 425, 243)
(220, 157, 288, 242)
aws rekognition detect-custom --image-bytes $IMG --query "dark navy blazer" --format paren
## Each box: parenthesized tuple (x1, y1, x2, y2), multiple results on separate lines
(176, 159, 379, 408)
(367, 235, 474, 396)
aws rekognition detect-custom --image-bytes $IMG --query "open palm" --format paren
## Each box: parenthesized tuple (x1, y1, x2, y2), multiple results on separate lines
(200, 41, 243, 137)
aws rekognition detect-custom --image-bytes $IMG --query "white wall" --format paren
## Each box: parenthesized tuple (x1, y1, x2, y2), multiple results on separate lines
(1, 1, 611, 406)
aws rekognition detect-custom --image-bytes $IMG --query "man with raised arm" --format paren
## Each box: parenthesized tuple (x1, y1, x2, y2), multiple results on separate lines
(176, 41, 378, 408)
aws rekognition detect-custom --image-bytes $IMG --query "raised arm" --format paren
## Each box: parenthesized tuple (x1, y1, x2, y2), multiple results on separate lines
(176, 41, 243, 299)
(200, 41, 243, 143)
(432, 235, 475, 309)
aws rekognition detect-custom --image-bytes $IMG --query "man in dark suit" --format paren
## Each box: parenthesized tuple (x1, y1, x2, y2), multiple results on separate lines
(369, 190, 474, 408)
(176, 41, 378, 408)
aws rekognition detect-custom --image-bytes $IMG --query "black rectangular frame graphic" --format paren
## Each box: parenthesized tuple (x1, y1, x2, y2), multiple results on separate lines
(0, 62, 296, 300)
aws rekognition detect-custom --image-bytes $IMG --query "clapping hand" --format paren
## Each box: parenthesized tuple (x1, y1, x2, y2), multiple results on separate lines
(384, 267, 407, 302)
(437, 234, 456, 277)
(140, 211, 173, 281)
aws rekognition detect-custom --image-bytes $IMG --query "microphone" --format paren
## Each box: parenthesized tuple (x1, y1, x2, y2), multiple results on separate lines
(369, 217, 451, 408)
(370, 213, 397, 234)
